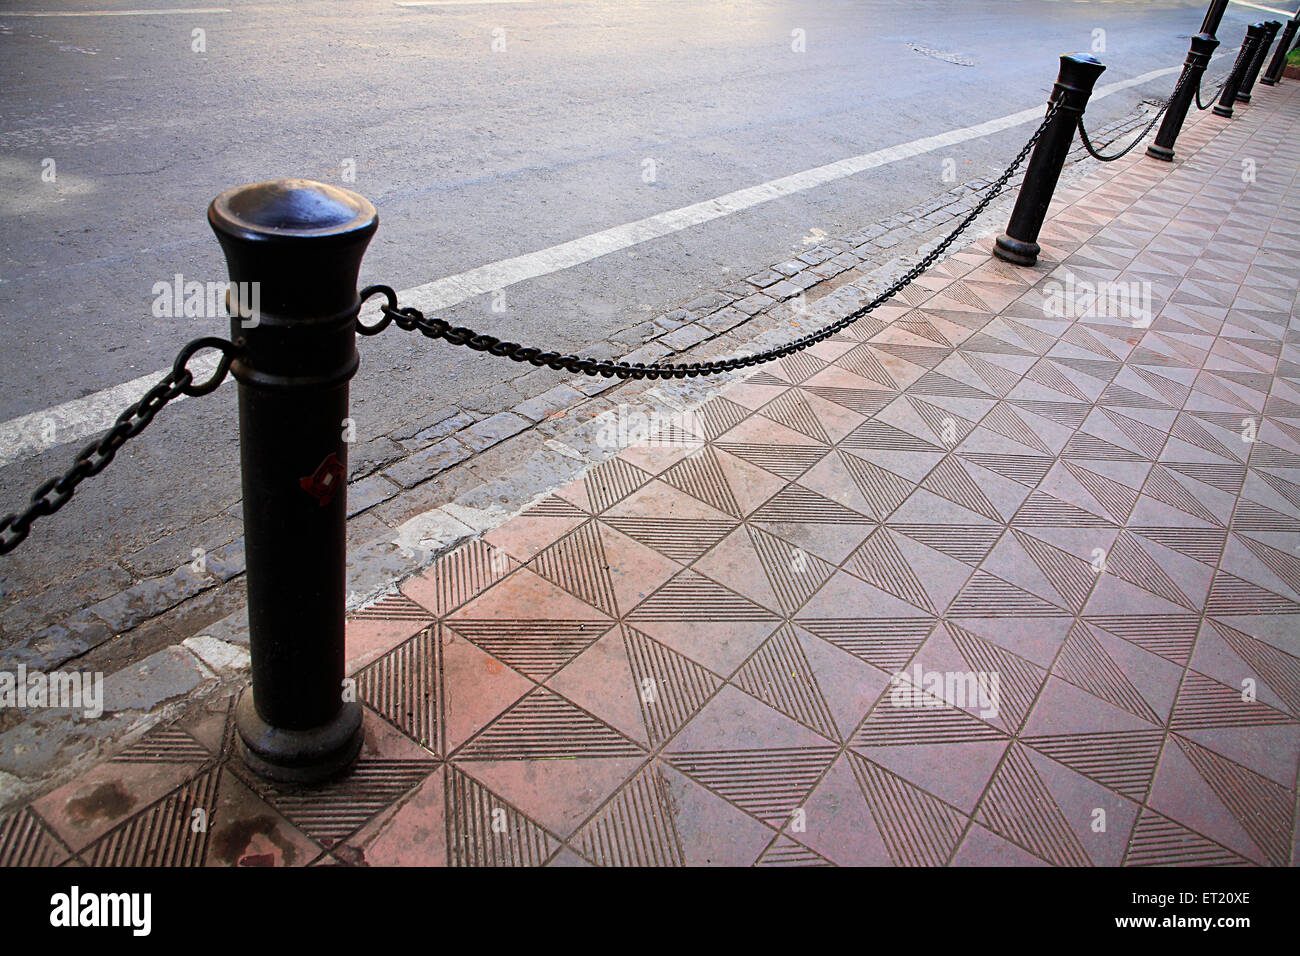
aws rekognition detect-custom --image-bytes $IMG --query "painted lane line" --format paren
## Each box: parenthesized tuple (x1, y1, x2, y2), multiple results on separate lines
(393, 61, 1193, 316)
(395, 1, 533, 8)
(0, 356, 220, 470)
(0, 57, 1220, 469)
(1227, 1, 1298, 18)
(0, 9, 231, 17)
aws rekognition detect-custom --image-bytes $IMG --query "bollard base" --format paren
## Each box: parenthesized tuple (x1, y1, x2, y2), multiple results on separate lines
(1235, 93, 1252, 103)
(993, 234, 1040, 267)
(1145, 143, 1175, 162)
(1212, 104, 1235, 118)
(1258, 77, 1277, 86)
(235, 688, 364, 785)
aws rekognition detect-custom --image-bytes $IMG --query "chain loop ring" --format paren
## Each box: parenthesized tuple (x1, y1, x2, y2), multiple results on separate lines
(357, 285, 398, 336)
(2, 334, 240, 555)
(174, 337, 238, 396)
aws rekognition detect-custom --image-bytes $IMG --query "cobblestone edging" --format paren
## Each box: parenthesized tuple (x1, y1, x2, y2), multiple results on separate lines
(0, 100, 1165, 806)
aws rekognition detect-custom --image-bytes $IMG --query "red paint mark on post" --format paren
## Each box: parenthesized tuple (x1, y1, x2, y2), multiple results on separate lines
(300, 453, 344, 507)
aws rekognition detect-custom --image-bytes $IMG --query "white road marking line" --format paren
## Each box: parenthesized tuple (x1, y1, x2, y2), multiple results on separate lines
(1227, 0, 1298, 17)
(394, 61, 1193, 317)
(395, 1, 533, 7)
(0, 355, 220, 470)
(0, 56, 1221, 470)
(0, 8, 231, 16)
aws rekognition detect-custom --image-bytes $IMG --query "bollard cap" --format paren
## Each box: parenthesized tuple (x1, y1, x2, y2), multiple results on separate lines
(209, 179, 376, 245)
(208, 178, 378, 328)
(1055, 54, 1107, 98)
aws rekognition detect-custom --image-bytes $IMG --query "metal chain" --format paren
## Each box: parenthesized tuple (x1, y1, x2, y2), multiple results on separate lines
(1198, 42, 1255, 111)
(1196, 71, 1229, 110)
(0, 337, 239, 556)
(1078, 69, 1186, 162)
(360, 100, 1061, 382)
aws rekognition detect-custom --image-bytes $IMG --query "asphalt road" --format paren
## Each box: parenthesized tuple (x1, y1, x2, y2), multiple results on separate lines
(0, 0, 1277, 626)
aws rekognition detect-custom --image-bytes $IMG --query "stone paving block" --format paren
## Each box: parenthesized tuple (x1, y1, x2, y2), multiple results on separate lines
(198, 608, 249, 647)
(347, 435, 405, 480)
(657, 323, 710, 351)
(390, 405, 465, 442)
(765, 279, 803, 301)
(383, 437, 472, 489)
(2, 608, 114, 672)
(699, 306, 749, 334)
(745, 269, 783, 288)
(204, 537, 246, 582)
(348, 473, 400, 517)
(122, 515, 242, 579)
(620, 342, 672, 366)
(396, 410, 474, 451)
(0, 563, 133, 636)
(734, 293, 775, 316)
(683, 291, 732, 314)
(88, 567, 214, 636)
(653, 309, 691, 332)
(571, 375, 621, 397)
(512, 383, 586, 422)
(717, 282, 752, 299)
(103, 645, 210, 713)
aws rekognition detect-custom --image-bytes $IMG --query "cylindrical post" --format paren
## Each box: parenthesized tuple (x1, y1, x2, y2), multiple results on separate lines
(994, 54, 1106, 268)
(1200, 0, 1230, 38)
(1237, 20, 1283, 101)
(1147, 32, 1220, 162)
(1259, 18, 1299, 86)
(209, 179, 377, 784)
(1215, 24, 1266, 117)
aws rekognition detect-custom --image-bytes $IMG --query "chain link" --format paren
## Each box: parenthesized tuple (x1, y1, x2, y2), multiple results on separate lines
(1078, 69, 1187, 162)
(0, 337, 239, 555)
(361, 100, 1061, 383)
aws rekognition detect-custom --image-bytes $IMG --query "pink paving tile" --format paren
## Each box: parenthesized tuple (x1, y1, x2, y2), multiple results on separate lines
(203, 768, 321, 868)
(546, 624, 652, 750)
(778, 753, 894, 866)
(573, 760, 777, 866)
(30, 729, 213, 854)
(400, 538, 519, 618)
(952, 823, 1052, 867)
(347, 770, 448, 866)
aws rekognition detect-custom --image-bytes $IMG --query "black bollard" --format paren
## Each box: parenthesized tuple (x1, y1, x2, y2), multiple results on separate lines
(209, 180, 377, 784)
(1147, 32, 1220, 162)
(994, 54, 1106, 268)
(1237, 20, 1282, 101)
(1200, 0, 1230, 38)
(1215, 24, 1266, 117)
(1259, 18, 1299, 86)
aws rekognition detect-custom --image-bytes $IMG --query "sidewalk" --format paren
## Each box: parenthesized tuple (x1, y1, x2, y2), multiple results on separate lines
(4, 81, 1299, 868)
